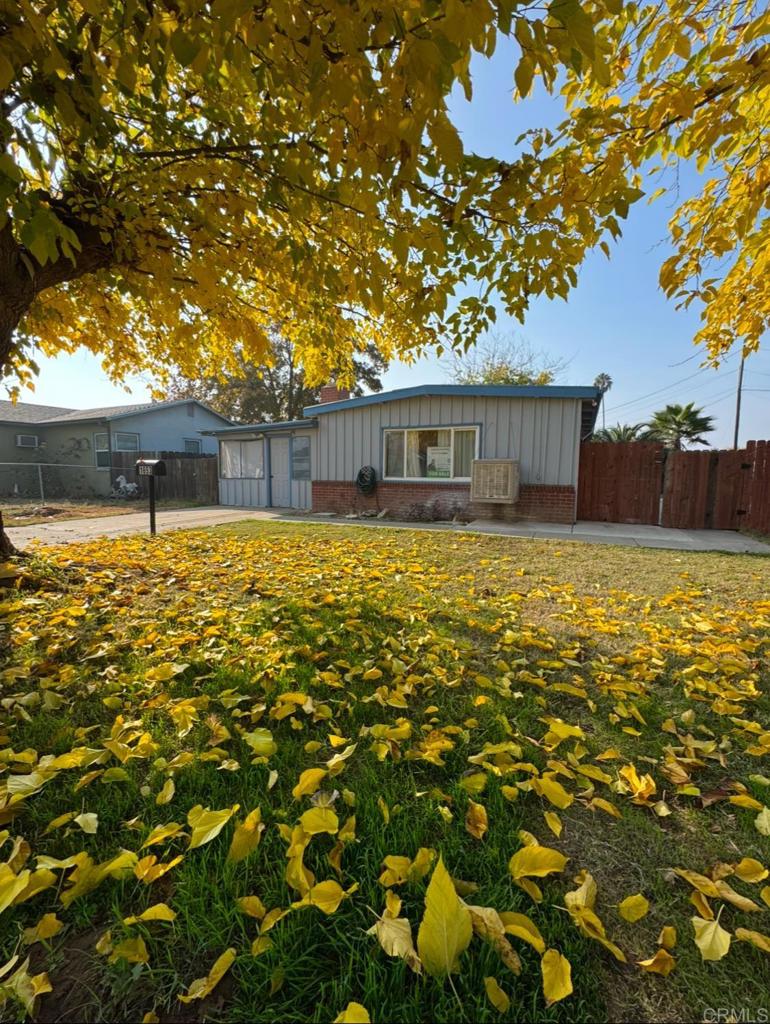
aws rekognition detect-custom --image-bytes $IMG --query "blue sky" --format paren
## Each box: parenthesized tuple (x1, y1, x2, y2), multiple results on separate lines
(27, 39, 769, 448)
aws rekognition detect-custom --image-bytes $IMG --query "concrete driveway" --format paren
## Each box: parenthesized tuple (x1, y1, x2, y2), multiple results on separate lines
(6, 505, 770, 554)
(6, 506, 276, 548)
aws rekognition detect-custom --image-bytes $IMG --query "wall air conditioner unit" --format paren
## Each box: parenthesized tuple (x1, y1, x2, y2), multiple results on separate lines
(470, 459, 519, 503)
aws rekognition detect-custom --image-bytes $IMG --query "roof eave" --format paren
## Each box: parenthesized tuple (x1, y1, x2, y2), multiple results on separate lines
(201, 418, 318, 437)
(303, 384, 602, 416)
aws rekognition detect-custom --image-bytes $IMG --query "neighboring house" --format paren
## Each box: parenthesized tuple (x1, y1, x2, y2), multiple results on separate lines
(205, 384, 600, 523)
(0, 399, 231, 498)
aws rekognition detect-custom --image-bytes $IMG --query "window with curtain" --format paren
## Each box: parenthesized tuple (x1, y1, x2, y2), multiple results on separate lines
(220, 440, 242, 478)
(242, 441, 264, 478)
(382, 426, 479, 480)
(221, 439, 264, 478)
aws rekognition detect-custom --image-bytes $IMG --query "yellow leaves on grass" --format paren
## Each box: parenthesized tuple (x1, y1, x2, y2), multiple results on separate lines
(541, 949, 573, 1006)
(299, 808, 339, 835)
(735, 928, 770, 954)
(692, 916, 731, 961)
(378, 848, 435, 887)
(292, 768, 327, 799)
(465, 801, 488, 840)
(509, 842, 568, 902)
(333, 1004, 371, 1024)
(227, 808, 264, 864)
(499, 911, 546, 954)
(292, 880, 355, 916)
(367, 892, 422, 974)
(618, 894, 650, 922)
(22, 913, 63, 945)
(187, 805, 238, 850)
(416, 856, 472, 978)
(178, 948, 236, 1003)
(4, 520, 770, 1017)
(637, 949, 676, 975)
(484, 975, 510, 1013)
(123, 903, 176, 925)
(0, 956, 52, 1015)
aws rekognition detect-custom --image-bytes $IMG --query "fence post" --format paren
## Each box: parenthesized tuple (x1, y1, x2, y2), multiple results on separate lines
(37, 463, 45, 504)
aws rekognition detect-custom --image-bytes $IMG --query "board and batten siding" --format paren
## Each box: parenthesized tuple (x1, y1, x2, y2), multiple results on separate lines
(315, 396, 582, 487)
(218, 430, 316, 509)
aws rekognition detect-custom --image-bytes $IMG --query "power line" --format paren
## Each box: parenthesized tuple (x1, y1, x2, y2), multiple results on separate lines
(604, 368, 714, 415)
(604, 351, 739, 416)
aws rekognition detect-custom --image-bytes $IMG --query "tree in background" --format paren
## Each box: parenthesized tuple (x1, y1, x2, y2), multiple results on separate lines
(646, 403, 715, 450)
(593, 373, 613, 429)
(448, 335, 566, 386)
(592, 423, 659, 443)
(164, 335, 387, 424)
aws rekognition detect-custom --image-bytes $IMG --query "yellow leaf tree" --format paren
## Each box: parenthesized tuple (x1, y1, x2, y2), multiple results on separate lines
(0, 0, 637, 402)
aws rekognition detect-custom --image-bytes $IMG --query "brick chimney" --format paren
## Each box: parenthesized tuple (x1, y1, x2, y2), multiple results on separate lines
(319, 383, 351, 404)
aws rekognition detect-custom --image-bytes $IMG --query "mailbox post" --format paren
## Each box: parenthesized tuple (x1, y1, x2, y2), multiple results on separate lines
(135, 459, 167, 535)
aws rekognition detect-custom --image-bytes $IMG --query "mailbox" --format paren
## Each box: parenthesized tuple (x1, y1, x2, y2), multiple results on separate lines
(135, 459, 166, 536)
(136, 459, 167, 477)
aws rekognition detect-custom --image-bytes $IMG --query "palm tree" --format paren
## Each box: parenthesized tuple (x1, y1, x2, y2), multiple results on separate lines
(592, 422, 659, 442)
(646, 403, 715, 450)
(593, 373, 613, 429)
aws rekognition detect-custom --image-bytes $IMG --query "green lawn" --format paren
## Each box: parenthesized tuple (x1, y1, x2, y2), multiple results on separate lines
(1, 522, 769, 1023)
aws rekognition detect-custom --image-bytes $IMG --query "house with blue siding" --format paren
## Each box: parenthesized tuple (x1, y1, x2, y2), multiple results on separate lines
(0, 398, 231, 498)
(206, 383, 600, 523)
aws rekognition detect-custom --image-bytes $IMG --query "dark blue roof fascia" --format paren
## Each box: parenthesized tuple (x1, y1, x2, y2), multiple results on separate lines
(201, 418, 318, 436)
(304, 384, 601, 416)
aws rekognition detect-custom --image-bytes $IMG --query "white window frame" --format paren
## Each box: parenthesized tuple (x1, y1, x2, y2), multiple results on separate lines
(16, 433, 39, 448)
(113, 431, 140, 452)
(383, 425, 480, 482)
(94, 432, 110, 469)
(184, 438, 202, 454)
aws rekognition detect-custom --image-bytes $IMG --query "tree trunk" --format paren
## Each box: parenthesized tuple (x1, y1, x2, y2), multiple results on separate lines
(0, 511, 22, 559)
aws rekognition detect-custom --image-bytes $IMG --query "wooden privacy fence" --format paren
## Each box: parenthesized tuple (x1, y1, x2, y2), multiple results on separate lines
(111, 452, 219, 505)
(578, 440, 770, 534)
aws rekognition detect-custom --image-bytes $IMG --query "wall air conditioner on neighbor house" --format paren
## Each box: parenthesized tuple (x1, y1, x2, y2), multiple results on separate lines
(471, 459, 520, 504)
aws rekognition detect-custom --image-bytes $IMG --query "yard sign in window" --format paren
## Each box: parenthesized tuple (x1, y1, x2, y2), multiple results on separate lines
(383, 426, 478, 480)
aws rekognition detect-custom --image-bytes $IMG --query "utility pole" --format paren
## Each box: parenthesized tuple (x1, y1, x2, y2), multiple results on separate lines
(733, 353, 745, 449)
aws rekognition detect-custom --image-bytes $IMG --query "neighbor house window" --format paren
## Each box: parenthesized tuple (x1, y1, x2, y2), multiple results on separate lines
(220, 439, 264, 479)
(114, 432, 140, 452)
(94, 432, 110, 468)
(383, 426, 479, 480)
(292, 436, 311, 480)
(16, 434, 39, 448)
(184, 438, 201, 454)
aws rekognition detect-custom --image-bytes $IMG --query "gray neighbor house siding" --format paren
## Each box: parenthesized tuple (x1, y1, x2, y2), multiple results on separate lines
(209, 385, 599, 523)
(0, 399, 230, 498)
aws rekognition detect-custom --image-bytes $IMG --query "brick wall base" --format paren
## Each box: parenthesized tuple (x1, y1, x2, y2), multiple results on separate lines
(311, 481, 576, 524)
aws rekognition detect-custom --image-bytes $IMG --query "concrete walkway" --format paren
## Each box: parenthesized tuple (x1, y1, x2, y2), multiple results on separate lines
(6, 505, 770, 554)
(6, 506, 273, 547)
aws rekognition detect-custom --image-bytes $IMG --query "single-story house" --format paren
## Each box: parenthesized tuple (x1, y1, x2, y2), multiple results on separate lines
(205, 383, 600, 523)
(0, 398, 231, 498)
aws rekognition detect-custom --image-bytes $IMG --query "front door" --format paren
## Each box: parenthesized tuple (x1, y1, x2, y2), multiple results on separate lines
(270, 436, 291, 507)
